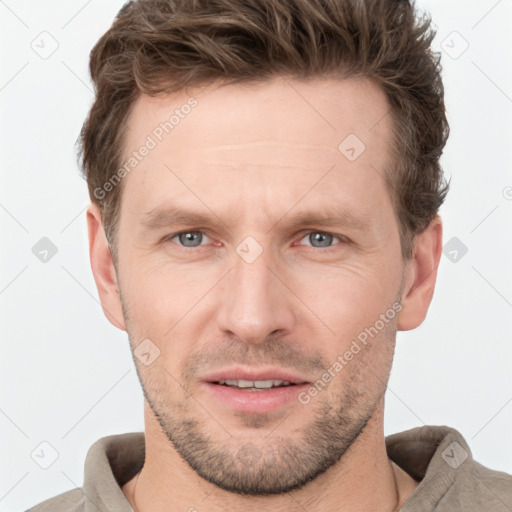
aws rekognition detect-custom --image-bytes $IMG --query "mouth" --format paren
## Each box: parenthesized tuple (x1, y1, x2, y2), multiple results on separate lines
(214, 378, 298, 391)
(201, 369, 310, 413)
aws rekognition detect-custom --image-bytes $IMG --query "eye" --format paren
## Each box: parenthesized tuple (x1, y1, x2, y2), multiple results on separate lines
(166, 230, 212, 249)
(163, 230, 346, 253)
(298, 231, 344, 250)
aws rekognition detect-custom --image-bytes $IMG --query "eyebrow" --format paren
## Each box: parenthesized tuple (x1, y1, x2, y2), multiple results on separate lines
(139, 204, 372, 233)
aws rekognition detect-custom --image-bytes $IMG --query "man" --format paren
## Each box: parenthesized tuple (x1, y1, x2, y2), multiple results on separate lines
(27, 0, 512, 510)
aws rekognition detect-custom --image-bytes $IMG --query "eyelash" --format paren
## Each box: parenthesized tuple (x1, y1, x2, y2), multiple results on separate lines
(162, 230, 347, 253)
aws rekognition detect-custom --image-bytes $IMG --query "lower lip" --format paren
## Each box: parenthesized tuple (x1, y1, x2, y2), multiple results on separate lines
(202, 382, 309, 414)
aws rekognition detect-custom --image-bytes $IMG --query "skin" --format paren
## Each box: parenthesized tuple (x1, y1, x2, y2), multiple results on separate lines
(87, 76, 442, 511)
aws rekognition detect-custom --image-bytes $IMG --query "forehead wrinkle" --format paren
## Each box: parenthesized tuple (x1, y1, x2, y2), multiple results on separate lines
(169, 142, 342, 175)
(196, 140, 341, 154)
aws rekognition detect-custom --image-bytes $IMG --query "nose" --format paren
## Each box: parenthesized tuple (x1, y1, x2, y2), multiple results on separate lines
(215, 244, 296, 345)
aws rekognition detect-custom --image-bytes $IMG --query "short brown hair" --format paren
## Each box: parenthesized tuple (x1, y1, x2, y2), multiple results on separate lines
(79, 0, 450, 265)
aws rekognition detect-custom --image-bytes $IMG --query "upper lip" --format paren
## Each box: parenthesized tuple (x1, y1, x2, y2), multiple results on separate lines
(202, 367, 310, 384)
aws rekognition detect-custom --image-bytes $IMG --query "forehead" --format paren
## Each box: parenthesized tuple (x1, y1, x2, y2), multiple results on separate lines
(124, 76, 391, 154)
(119, 76, 394, 226)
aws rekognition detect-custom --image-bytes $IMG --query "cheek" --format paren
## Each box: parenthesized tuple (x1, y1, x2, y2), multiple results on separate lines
(287, 261, 401, 378)
(293, 263, 394, 325)
(122, 260, 203, 321)
(121, 264, 216, 368)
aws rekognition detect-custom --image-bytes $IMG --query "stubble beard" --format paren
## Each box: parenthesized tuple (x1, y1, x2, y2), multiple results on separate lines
(119, 286, 398, 496)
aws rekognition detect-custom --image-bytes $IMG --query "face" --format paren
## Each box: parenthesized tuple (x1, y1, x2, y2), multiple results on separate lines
(112, 76, 407, 494)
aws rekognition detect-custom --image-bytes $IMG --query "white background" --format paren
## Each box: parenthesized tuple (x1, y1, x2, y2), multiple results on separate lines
(1, 0, 511, 510)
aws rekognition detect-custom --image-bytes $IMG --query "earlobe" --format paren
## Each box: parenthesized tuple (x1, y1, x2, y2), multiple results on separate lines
(397, 215, 443, 332)
(86, 203, 126, 331)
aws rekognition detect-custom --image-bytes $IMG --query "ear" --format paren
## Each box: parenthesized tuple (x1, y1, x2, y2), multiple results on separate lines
(397, 215, 443, 331)
(86, 202, 126, 331)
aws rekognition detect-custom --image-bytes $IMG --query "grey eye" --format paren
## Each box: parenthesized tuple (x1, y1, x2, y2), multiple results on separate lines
(306, 232, 336, 248)
(176, 231, 204, 247)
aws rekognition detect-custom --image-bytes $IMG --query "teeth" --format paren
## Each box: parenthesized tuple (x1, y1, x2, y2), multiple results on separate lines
(218, 379, 293, 389)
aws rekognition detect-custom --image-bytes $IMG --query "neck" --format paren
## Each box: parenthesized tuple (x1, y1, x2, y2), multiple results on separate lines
(123, 397, 418, 512)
